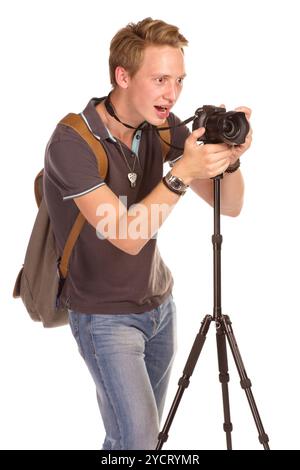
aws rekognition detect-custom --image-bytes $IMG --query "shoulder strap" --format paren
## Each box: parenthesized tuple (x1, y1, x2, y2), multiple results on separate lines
(34, 169, 85, 279)
(59, 212, 86, 279)
(34, 169, 44, 207)
(57, 113, 109, 279)
(157, 127, 171, 161)
(59, 113, 108, 178)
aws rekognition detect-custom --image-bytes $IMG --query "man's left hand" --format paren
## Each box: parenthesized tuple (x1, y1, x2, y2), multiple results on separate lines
(229, 106, 252, 164)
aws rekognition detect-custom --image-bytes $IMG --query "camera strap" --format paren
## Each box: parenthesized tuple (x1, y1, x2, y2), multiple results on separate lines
(104, 93, 195, 131)
(104, 93, 195, 151)
(104, 93, 149, 130)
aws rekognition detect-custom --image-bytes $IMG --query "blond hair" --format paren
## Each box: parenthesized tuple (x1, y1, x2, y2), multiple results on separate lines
(109, 18, 188, 88)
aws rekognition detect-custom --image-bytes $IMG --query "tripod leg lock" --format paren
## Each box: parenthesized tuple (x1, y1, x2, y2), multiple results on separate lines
(178, 376, 190, 388)
(240, 378, 252, 389)
(259, 432, 269, 445)
(219, 372, 230, 384)
(212, 234, 223, 246)
(157, 431, 168, 443)
(223, 422, 233, 433)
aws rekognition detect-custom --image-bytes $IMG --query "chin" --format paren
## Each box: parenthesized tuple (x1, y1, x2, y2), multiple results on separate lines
(148, 116, 167, 126)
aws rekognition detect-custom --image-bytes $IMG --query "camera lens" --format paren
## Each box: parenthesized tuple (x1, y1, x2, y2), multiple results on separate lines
(223, 118, 240, 139)
(223, 120, 234, 135)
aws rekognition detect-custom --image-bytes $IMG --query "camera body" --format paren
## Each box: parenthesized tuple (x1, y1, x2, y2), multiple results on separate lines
(192, 105, 249, 145)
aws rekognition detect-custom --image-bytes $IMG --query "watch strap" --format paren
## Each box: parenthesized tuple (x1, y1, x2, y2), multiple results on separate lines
(225, 158, 240, 173)
(162, 170, 189, 196)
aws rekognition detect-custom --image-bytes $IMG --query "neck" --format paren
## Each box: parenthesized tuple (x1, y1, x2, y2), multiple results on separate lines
(96, 90, 143, 144)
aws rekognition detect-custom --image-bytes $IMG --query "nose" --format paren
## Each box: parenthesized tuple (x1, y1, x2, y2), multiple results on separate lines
(163, 82, 177, 103)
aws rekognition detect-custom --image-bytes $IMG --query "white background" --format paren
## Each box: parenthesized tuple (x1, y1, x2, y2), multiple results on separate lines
(1, 0, 299, 450)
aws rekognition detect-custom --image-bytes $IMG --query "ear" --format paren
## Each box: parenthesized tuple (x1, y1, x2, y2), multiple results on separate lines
(114, 66, 130, 89)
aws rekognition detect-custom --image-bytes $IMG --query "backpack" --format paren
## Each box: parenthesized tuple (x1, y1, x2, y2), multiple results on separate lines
(12, 112, 171, 327)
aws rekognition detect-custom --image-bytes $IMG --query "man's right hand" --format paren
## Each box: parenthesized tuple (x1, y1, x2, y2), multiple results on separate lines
(172, 127, 235, 184)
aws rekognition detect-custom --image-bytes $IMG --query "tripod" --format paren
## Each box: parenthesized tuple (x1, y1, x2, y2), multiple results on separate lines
(156, 175, 270, 450)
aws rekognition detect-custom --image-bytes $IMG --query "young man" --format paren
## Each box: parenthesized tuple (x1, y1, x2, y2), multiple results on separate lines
(44, 18, 252, 450)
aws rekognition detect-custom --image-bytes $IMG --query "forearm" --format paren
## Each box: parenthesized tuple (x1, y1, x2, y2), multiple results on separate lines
(121, 180, 181, 254)
(190, 169, 244, 217)
(220, 169, 244, 216)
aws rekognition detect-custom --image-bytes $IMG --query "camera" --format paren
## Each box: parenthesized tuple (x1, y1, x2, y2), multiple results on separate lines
(192, 105, 249, 145)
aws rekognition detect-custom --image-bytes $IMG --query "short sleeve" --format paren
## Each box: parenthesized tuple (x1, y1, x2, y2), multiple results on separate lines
(45, 138, 105, 201)
(164, 113, 191, 166)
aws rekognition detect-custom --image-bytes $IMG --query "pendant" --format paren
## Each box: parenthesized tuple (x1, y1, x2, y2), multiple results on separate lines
(128, 172, 137, 188)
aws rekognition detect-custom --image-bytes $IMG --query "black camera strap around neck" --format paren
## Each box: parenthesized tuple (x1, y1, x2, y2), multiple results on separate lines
(104, 93, 194, 131)
(104, 93, 148, 131)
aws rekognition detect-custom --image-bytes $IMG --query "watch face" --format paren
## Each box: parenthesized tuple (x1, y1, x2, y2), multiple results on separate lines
(167, 173, 186, 193)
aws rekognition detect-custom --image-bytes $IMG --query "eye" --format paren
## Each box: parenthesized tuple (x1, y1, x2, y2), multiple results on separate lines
(177, 77, 185, 85)
(155, 77, 166, 84)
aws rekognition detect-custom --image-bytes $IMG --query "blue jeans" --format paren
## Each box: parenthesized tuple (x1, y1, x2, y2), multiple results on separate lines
(68, 294, 177, 450)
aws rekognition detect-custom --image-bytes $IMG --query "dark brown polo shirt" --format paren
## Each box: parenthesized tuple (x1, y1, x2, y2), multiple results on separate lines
(44, 97, 190, 314)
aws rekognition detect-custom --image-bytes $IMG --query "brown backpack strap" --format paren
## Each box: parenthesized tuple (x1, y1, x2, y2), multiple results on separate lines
(57, 113, 109, 278)
(157, 127, 171, 161)
(59, 113, 108, 179)
(34, 169, 44, 208)
(59, 212, 86, 278)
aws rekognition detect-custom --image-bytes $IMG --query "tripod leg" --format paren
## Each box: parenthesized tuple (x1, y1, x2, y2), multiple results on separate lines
(156, 314, 212, 450)
(216, 323, 233, 449)
(221, 315, 270, 449)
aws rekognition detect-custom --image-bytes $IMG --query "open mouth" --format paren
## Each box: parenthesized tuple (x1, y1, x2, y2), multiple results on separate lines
(154, 105, 170, 118)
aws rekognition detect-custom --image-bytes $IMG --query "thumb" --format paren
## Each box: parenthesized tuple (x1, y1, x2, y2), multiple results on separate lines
(189, 127, 205, 142)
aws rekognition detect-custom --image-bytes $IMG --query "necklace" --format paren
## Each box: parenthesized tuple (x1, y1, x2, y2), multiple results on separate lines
(101, 102, 141, 188)
(117, 141, 139, 188)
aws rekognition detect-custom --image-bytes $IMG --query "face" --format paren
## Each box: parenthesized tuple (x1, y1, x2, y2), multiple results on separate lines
(123, 45, 186, 126)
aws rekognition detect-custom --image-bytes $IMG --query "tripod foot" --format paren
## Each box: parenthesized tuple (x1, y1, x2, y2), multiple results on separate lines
(216, 323, 233, 449)
(221, 315, 270, 450)
(259, 433, 270, 449)
(156, 314, 213, 449)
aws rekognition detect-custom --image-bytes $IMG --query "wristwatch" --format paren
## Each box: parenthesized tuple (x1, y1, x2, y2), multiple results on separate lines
(162, 170, 189, 196)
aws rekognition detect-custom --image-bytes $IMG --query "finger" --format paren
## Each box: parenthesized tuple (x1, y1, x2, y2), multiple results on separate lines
(219, 160, 231, 173)
(235, 106, 251, 113)
(219, 103, 226, 109)
(189, 127, 205, 143)
(205, 143, 230, 153)
(209, 159, 231, 177)
(235, 106, 252, 119)
(210, 149, 234, 161)
(209, 157, 230, 170)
